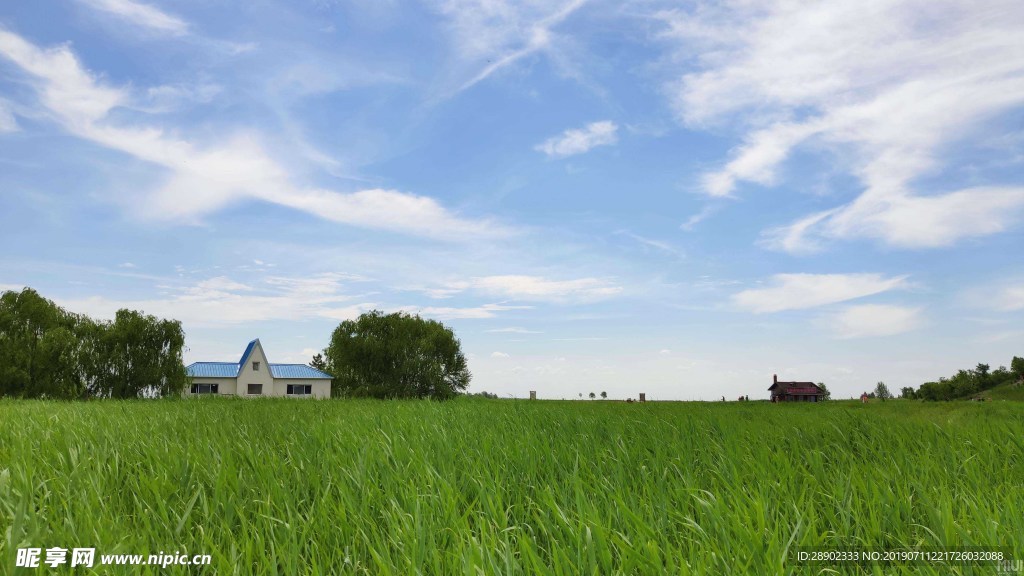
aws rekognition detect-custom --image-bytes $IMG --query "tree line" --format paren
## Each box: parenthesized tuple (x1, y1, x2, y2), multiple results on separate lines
(0, 288, 187, 399)
(901, 356, 1024, 401)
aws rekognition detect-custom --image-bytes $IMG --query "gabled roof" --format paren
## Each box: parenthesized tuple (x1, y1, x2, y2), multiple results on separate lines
(187, 362, 243, 378)
(769, 381, 823, 393)
(186, 362, 332, 379)
(187, 339, 332, 379)
(269, 364, 332, 379)
(238, 338, 260, 366)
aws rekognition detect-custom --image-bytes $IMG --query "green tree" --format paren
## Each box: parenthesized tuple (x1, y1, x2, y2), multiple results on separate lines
(589, 392, 596, 400)
(974, 363, 992, 391)
(1011, 356, 1024, 382)
(0, 288, 90, 398)
(816, 382, 831, 401)
(949, 369, 977, 398)
(0, 288, 186, 399)
(900, 386, 916, 399)
(324, 310, 470, 399)
(600, 391, 607, 399)
(874, 381, 892, 401)
(310, 353, 328, 372)
(92, 309, 187, 398)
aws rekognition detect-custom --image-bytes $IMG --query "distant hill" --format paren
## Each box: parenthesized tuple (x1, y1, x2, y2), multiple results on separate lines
(974, 380, 1024, 402)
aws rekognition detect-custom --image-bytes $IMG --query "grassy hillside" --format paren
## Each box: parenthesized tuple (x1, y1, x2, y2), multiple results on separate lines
(977, 381, 1024, 402)
(1, 399, 1022, 574)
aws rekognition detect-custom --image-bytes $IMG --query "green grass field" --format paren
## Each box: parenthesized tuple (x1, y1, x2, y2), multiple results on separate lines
(1, 398, 1022, 575)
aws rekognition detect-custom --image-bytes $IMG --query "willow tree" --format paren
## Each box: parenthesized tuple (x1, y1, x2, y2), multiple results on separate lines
(0, 288, 187, 399)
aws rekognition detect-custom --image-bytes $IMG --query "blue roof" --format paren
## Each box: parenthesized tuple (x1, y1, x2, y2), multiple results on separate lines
(187, 362, 242, 378)
(238, 338, 259, 365)
(187, 362, 332, 379)
(269, 364, 333, 379)
(187, 339, 332, 380)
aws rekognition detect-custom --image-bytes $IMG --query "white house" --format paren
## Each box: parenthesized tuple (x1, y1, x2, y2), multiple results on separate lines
(185, 339, 332, 398)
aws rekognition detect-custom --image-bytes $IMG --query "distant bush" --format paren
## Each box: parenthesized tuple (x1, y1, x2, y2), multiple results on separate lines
(465, 391, 499, 399)
(913, 360, 1021, 401)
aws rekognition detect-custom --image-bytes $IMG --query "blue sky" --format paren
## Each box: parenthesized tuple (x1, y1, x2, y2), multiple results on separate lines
(1, 0, 1022, 400)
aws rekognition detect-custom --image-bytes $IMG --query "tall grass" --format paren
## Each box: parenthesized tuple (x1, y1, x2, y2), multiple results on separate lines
(1, 398, 1021, 574)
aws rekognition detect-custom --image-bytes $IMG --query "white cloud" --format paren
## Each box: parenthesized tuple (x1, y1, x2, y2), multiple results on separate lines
(0, 100, 17, 132)
(423, 275, 622, 303)
(660, 0, 1024, 250)
(699, 123, 819, 197)
(490, 351, 510, 358)
(469, 275, 622, 302)
(277, 347, 324, 363)
(0, 28, 505, 241)
(679, 205, 716, 231)
(430, 0, 587, 94)
(77, 0, 189, 35)
(765, 187, 1024, 251)
(408, 303, 531, 320)
(823, 304, 923, 338)
(197, 276, 254, 293)
(993, 285, 1024, 311)
(965, 280, 1024, 312)
(118, 262, 136, 268)
(486, 327, 542, 334)
(614, 230, 683, 257)
(142, 83, 222, 112)
(732, 273, 909, 313)
(758, 209, 838, 254)
(57, 273, 374, 326)
(535, 121, 618, 158)
(976, 330, 1024, 344)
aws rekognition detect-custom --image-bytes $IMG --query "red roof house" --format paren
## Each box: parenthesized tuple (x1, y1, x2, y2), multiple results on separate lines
(769, 374, 825, 402)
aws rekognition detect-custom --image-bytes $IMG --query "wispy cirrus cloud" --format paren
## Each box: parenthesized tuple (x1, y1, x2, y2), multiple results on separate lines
(614, 229, 683, 257)
(822, 304, 923, 339)
(732, 273, 909, 313)
(437, 274, 622, 303)
(992, 286, 1024, 311)
(56, 273, 375, 326)
(963, 278, 1024, 312)
(0, 28, 506, 241)
(535, 121, 618, 158)
(406, 303, 532, 320)
(76, 0, 190, 35)
(660, 0, 1024, 251)
(0, 100, 17, 132)
(679, 205, 717, 231)
(486, 327, 543, 334)
(429, 0, 588, 94)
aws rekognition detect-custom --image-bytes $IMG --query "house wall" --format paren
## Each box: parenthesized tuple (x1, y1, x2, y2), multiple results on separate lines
(186, 377, 237, 396)
(237, 342, 274, 396)
(272, 378, 331, 398)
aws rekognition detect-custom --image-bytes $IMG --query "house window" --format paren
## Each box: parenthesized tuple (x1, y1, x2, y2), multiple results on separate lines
(287, 384, 312, 396)
(252, 362, 260, 371)
(190, 383, 219, 394)
(247, 384, 263, 395)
